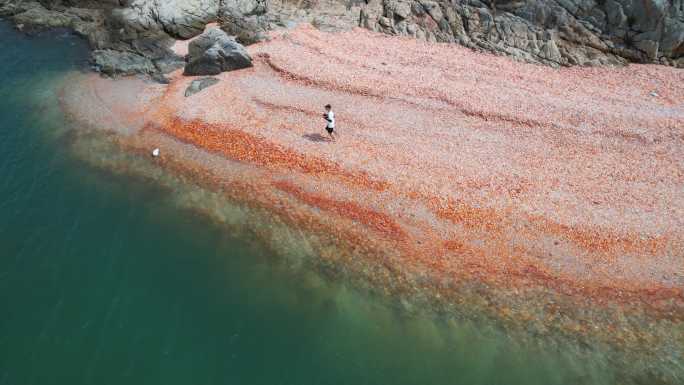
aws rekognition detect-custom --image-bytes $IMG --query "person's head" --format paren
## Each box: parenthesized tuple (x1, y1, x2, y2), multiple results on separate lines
(325, 104, 331, 111)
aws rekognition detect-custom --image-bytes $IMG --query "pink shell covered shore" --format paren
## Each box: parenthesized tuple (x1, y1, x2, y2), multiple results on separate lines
(63, 24, 684, 314)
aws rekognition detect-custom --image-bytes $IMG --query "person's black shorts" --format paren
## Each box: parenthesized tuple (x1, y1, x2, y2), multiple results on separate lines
(325, 126, 334, 134)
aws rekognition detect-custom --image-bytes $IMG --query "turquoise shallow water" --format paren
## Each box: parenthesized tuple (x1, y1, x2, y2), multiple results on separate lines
(0, 21, 617, 385)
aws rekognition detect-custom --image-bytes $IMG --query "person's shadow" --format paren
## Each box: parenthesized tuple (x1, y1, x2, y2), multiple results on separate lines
(302, 133, 331, 142)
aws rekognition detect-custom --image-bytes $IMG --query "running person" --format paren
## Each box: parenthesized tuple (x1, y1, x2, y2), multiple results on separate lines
(323, 104, 336, 141)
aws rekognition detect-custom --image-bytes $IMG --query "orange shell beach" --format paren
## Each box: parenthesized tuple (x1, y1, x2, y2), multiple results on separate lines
(61, 24, 683, 374)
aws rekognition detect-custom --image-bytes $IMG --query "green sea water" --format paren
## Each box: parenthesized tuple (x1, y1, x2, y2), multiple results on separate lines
(0, 21, 618, 385)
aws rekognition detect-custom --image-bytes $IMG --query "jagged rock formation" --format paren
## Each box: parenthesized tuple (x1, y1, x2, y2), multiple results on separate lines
(120, 0, 219, 39)
(361, 0, 684, 67)
(1, 0, 682, 74)
(220, 0, 271, 44)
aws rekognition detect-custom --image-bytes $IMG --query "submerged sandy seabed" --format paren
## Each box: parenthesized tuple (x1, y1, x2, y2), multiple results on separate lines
(61, 24, 683, 371)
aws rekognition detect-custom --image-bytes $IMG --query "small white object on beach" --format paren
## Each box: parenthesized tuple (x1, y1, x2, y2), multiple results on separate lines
(152, 148, 160, 157)
(650, 91, 659, 97)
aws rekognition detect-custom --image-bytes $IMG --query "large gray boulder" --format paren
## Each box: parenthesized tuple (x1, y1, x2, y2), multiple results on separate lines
(183, 28, 253, 75)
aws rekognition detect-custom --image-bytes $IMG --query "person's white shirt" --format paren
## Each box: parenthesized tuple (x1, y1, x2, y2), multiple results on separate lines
(326, 111, 335, 128)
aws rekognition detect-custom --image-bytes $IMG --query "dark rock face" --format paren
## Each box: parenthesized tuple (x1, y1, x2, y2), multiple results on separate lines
(0, 0, 187, 75)
(92, 49, 156, 75)
(361, 0, 684, 67)
(184, 76, 220, 96)
(184, 28, 253, 75)
(1, 0, 682, 74)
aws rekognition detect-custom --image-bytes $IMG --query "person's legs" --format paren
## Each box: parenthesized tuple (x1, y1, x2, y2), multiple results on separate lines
(326, 127, 335, 141)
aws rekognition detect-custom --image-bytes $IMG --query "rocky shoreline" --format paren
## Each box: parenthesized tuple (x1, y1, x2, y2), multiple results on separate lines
(1, 0, 683, 79)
